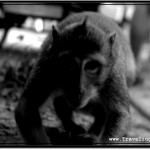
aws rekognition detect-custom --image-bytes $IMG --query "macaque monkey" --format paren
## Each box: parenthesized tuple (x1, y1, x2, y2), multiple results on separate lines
(15, 11, 136, 145)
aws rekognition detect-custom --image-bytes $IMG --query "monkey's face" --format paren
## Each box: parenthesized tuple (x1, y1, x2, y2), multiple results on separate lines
(56, 49, 111, 109)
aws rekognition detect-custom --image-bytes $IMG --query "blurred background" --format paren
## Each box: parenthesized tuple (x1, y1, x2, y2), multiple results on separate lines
(0, 2, 150, 145)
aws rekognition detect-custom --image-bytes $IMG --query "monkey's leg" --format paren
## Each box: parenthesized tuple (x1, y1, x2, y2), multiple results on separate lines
(53, 96, 86, 136)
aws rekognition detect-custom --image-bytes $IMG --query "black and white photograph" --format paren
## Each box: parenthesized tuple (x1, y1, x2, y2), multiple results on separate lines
(0, 2, 149, 147)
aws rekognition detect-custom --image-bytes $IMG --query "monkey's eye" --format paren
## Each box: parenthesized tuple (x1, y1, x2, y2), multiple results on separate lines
(84, 60, 101, 75)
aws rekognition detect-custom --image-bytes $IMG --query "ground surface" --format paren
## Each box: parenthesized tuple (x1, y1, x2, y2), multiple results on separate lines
(0, 50, 150, 147)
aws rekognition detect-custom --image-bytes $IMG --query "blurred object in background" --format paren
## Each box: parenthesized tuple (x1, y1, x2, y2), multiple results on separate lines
(0, 4, 5, 46)
(68, 2, 99, 14)
(98, 3, 135, 25)
(21, 10, 58, 32)
(3, 4, 63, 19)
(3, 27, 48, 52)
(0, 4, 64, 52)
(99, 3, 125, 25)
(125, 5, 135, 22)
(130, 5, 150, 73)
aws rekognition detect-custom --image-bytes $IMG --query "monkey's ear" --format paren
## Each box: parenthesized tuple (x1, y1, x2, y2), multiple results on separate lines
(82, 16, 87, 27)
(52, 25, 59, 42)
(76, 16, 88, 32)
(108, 32, 116, 47)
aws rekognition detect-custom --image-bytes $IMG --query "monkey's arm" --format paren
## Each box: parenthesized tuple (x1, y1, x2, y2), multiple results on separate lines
(15, 49, 54, 144)
(102, 76, 130, 142)
(87, 75, 130, 144)
(15, 105, 50, 144)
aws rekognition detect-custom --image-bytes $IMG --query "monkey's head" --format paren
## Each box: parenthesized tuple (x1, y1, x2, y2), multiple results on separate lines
(50, 16, 117, 110)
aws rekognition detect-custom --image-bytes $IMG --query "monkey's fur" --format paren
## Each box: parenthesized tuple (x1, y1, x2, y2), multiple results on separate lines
(15, 12, 137, 145)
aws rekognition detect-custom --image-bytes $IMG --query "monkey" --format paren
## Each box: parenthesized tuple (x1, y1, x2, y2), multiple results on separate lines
(15, 11, 137, 145)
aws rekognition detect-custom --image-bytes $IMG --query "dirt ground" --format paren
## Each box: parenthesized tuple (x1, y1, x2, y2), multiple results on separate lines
(0, 50, 150, 147)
